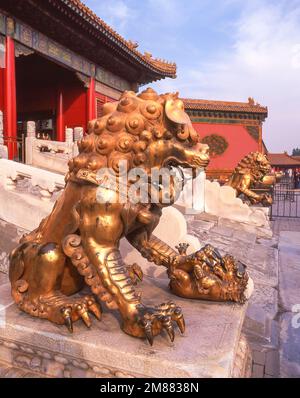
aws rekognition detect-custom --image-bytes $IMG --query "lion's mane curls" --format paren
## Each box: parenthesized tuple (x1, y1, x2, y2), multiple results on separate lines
(233, 151, 271, 180)
(68, 88, 198, 177)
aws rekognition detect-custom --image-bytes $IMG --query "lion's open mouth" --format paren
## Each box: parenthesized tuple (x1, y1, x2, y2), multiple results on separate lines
(147, 153, 209, 202)
(148, 161, 193, 203)
(163, 157, 209, 181)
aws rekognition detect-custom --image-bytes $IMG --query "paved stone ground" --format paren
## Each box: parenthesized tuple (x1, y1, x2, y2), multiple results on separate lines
(277, 231, 300, 377)
(271, 219, 300, 374)
(271, 218, 300, 236)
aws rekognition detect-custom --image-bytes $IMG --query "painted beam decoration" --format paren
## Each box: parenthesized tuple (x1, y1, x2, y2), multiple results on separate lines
(0, 11, 131, 92)
(188, 115, 264, 124)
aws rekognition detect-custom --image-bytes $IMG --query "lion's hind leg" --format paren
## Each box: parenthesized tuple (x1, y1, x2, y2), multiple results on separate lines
(10, 242, 102, 332)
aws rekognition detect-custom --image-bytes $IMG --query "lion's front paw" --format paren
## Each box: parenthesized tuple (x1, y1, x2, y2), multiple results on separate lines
(122, 301, 185, 346)
(261, 193, 273, 206)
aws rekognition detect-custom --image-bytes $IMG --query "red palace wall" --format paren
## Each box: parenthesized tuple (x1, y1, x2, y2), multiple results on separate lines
(63, 84, 87, 130)
(193, 122, 260, 173)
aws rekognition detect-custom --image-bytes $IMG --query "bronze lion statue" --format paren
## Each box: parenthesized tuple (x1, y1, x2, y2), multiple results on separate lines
(9, 88, 250, 345)
(226, 151, 273, 206)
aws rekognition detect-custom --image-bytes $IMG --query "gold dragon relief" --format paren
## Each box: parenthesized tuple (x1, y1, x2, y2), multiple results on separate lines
(9, 88, 251, 345)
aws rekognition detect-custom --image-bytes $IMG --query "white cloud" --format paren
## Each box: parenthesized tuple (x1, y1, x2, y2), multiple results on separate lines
(147, 0, 188, 25)
(107, 1, 132, 23)
(153, 0, 300, 153)
(86, 0, 135, 33)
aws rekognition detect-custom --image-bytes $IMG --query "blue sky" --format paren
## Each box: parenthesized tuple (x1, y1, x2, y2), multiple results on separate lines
(84, 0, 300, 153)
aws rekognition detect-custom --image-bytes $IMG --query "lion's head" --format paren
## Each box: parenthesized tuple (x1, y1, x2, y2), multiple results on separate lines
(234, 151, 271, 182)
(68, 88, 209, 185)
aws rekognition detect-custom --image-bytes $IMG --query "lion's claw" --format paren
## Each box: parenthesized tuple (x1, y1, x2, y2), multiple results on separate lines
(172, 307, 185, 334)
(61, 307, 73, 333)
(126, 263, 144, 284)
(138, 301, 185, 345)
(142, 318, 154, 346)
(162, 316, 175, 342)
(87, 299, 102, 320)
(53, 295, 102, 333)
(75, 303, 92, 328)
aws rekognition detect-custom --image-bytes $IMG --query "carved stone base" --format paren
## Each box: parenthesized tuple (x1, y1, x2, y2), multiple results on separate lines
(0, 275, 251, 378)
(232, 334, 252, 378)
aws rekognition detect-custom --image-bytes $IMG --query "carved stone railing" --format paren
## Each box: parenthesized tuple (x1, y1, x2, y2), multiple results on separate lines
(0, 159, 65, 230)
(0, 159, 65, 195)
(25, 124, 83, 175)
(0, 111, 8, 160)
(25, 136, 78, 175)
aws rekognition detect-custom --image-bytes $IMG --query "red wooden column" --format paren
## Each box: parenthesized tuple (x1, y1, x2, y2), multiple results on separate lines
(4, 36, 17, 160)
(87, 77, 96, 125)
(56, 90, 64, 141)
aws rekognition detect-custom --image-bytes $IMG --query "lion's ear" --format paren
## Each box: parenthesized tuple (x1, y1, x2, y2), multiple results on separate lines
(165, 99, 190, 125)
